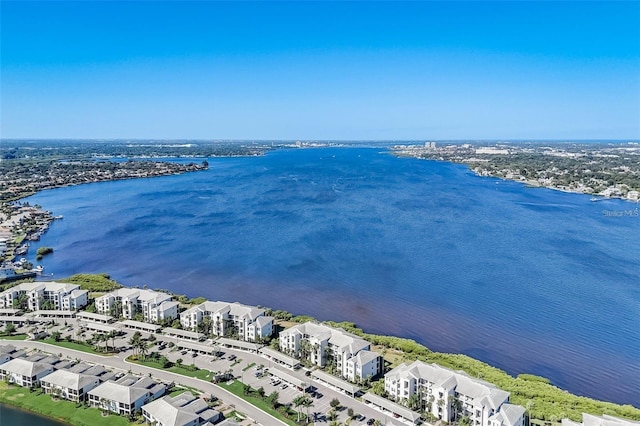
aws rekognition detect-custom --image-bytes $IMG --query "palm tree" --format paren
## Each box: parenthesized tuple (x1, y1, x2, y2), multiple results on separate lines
(449, 395, 462, 421)
(108, 330, 118, 352)
(138, 340, 148, 360)
(301, 396, 314, 421)
(437, 397, 445, 420)
(407, 394, 420, 411)
(267, 391, 279, 409)
(129, 331, 142, 355)
(293, 395, 306, 422)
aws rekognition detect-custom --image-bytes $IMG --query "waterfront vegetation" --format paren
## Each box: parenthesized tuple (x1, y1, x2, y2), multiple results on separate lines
(392, 142, 640, 200)
(1, 142, 639, 424)
(323, 320, 640, 422)
(35, 246, 54, 260)
(58, 273, 123, 292)
(0, 382, 132, 426)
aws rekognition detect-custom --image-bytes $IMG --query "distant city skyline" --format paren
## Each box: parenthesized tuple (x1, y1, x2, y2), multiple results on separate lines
(1, 1, 639, 140)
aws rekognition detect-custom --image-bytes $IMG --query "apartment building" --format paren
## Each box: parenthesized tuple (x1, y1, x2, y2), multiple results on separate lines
(40, 369, 101, 402)
(0, 281, 87, 311)
(0, 357, 55, 388)
(88, 375, 166, 416)
(95, 288, 175, 322)
(40, 362, 116, 402)
(142, 391, 222, 426)
(344, 349, 383, 382)
(279, 322, 381, 380)
(385, 360, 523, 426)
(180, 301, 273, 342)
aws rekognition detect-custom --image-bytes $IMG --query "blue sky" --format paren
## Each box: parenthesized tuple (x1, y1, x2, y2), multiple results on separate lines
(1, 1, 639, 140)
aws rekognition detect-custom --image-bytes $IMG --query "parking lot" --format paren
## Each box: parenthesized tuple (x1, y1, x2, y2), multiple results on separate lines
(8, 320, 397, 425)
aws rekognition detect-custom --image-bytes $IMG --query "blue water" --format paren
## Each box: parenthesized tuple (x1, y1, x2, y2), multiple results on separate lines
(23, 147, 640, 406)
(0, 404, 67, 425)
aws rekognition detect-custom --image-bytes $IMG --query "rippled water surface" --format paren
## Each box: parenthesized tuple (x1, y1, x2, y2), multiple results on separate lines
(24, 147, 640, 405)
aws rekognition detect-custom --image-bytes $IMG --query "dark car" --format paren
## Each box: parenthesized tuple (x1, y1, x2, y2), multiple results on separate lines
(367, 419, 375, 425)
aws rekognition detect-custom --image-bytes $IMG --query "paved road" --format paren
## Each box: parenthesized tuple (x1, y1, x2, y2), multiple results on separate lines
(1, 339, 287, 426)
(2, 331, 400, 425)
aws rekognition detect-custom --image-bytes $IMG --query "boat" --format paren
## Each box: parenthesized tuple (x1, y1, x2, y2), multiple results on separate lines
(590, 197, 600, 202)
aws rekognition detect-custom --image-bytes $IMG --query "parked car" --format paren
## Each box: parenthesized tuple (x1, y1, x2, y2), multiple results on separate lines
(315, 392, 323, 399)
(367, 419, 375, 425)
(181, 350, 187, 355)
(228, 354, 237, 361)
(280, 383, 288, 389)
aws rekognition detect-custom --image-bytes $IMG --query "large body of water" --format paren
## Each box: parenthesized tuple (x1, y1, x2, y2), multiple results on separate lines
(23, 147, 640, 406)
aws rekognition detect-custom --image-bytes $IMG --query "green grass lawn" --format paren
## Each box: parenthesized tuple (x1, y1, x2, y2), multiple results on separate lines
(0, 382, 133, 426)
(42, 338, 112, 356)
(0, 334, 28, 341)
(218, 380, 297, 426)
(129, 357, 214, 381)
(242, 362, 256, 371)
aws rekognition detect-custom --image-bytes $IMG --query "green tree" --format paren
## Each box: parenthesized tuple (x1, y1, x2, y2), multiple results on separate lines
(138, 340, 148, 360)
(13, 293, 29, 310)
(293, 395, 306, 422)
(4, 323, 16, 335)
(242, 382, 251, 395)
(52, 331, 62, 342)
(267, 391, 280, 409)
(129, 331, 142, 355)
(330, 397, 341, 409)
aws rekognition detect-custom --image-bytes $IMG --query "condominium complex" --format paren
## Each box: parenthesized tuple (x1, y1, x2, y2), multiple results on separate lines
(142, 391, 222, 426)
(279, 322, 381, 380)
(95, 288, 177, 322)
(180, 301, 273, 342)
(88, 375, 166, 416)
(385, 360, 525, 426)
(0, 281, 88, 311)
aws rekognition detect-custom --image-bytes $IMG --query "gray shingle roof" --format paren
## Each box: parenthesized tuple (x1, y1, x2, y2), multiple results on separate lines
(40, 369, 99, 391)
(142, 392, 220, 426)
(1, 358, 53, 377)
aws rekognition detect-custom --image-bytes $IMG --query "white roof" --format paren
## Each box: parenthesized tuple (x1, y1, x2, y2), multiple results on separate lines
(89, 375, 165, 404)
(254, 316, 273, 328)
(0, 358, 53, 377)
(362, 392, 421, 422)
(348, 349, 380, 365)
(89, 380, 149, 404)
(40, 369, 99, 391)
(120, 319, 162, 332)
(98, 288, 172, 304)
(281, 322, 370, 353)
(70, 289, 88, 298)
(142, 392, 219, 426)
(579, 414, 640, 426)
(0, 281, 79, 296)
(76, 311, 113, 322)
(386, 360, 510, 410)
(489, 403, 526, 426)
(182, 300, 265, 321)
